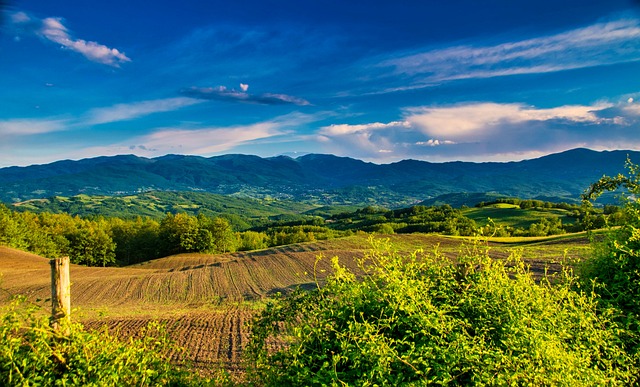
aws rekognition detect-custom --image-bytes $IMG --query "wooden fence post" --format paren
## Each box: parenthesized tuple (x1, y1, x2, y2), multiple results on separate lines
(50, 256, 71, 334)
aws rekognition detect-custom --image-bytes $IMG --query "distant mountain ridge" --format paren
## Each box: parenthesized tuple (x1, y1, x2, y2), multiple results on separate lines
(1, 148, 637, 206)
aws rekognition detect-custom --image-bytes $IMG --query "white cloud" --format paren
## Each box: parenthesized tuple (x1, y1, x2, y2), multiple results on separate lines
(85, 97, 204, 125)
(319, 121, 410, 136)
(622, 103, 640, 116)
(0, 118, 67, 136)
(316, 120, 417, 159)
(40, 17, 130, 67)
(138, 123, 281, 155)
(10, 11, 130, 67)
(379, 18, 640, 85)
(416, 139, 456, 147)
(404, 102, 608, 140)
(313, 98, 640, 162)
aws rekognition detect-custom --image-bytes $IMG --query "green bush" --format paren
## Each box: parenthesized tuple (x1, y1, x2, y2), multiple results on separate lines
(0, 297, 207, 386)
(246, 237, 636, 386)
(581, 158, 640, 360)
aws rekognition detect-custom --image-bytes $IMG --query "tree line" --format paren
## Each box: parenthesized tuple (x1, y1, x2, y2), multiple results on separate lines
(0, 205, 353, 266)
(0, 197, 626, 266)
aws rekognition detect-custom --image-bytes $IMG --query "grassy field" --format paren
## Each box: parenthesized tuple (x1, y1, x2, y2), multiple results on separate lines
(462, 204, 579, 229)
(0, 233, 594, 378)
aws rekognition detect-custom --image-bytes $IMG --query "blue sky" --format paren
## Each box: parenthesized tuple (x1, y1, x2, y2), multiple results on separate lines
(2, 0, 640, 167)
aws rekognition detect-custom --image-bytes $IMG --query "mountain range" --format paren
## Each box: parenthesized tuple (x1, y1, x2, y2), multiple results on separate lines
(1, 148, 637, 207)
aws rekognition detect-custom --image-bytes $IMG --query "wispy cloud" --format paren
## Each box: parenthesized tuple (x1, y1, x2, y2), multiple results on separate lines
(182, 85, 311, 106)
(84, 97, 203, 125)
(378, 18, 640, 87)
(0, 118, 68, 136)
(10, 11, 130, 67)
(74, 112, 322, 159)
(1, 97, 202, 143)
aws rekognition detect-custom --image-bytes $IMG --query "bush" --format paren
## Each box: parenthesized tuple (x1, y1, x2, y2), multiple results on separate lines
(246, 237, 636, 386)
(580, 158, 640, 360)
(0, 297, 207, 386)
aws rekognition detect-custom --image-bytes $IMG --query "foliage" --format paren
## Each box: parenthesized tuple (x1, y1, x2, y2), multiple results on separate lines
(238, 230, 269, 251)
(0, 205, 70, 258)
(0, 297, 208, 386)
(66, 218, 116, 267)
(11, 191, 317, 223)
(246, 238, 636, 386)
(0, 194, 620, 268)
(580, 158, 640, 359)
(329, 204, 477, 236)
(0, 206, 245, 265)
(109, 216, 161, 265)
(466, 199, 596, 236)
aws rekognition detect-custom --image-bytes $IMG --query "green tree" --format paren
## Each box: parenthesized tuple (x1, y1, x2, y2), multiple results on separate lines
(109, 217, 161, 265)
(208, 217, 237, 253)
(239, 231, 268, 251)
(159, 213, 202, 254)
(0, 205, 29, 250)
(374, 223, 395, 234)
(66, 220, 116, 266)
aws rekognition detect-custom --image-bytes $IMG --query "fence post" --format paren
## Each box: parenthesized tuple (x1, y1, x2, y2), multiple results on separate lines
(50, 256, 71, 334)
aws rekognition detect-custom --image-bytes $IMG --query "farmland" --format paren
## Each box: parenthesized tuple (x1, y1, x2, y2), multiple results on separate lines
(0, 233, 592, 378)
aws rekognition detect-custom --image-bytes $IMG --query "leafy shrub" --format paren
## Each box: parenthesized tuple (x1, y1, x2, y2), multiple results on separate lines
(0, 297, 207, 386)
(246, 237, 636, 386)
(581, 158, 640, 360)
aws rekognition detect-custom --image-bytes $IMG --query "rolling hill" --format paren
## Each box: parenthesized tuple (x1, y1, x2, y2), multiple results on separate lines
(0, 234, 589, 315)
(1, 148, 637, 206)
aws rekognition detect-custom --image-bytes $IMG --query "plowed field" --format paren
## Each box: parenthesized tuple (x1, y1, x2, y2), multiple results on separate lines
(82, 307, 255, 376)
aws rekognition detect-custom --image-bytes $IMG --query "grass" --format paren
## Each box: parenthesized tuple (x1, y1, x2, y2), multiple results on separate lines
(462, 206, 578, 229)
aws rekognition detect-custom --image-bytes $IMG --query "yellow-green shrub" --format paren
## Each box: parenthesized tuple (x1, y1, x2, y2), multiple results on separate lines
(246, 238, 637, 386)
(0, 297, 207, 386)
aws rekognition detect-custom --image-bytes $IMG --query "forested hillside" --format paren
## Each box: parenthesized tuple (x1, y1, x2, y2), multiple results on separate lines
(1, 148, 636, 206)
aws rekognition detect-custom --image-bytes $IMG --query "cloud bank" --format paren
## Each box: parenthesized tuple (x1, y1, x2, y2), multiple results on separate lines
(316, 99, 640, 162)
(182, 85, 310, 106)
(10, 11, 130, 66)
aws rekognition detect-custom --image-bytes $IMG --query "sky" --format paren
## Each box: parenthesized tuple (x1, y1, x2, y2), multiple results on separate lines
(2, 0, 640, 167)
